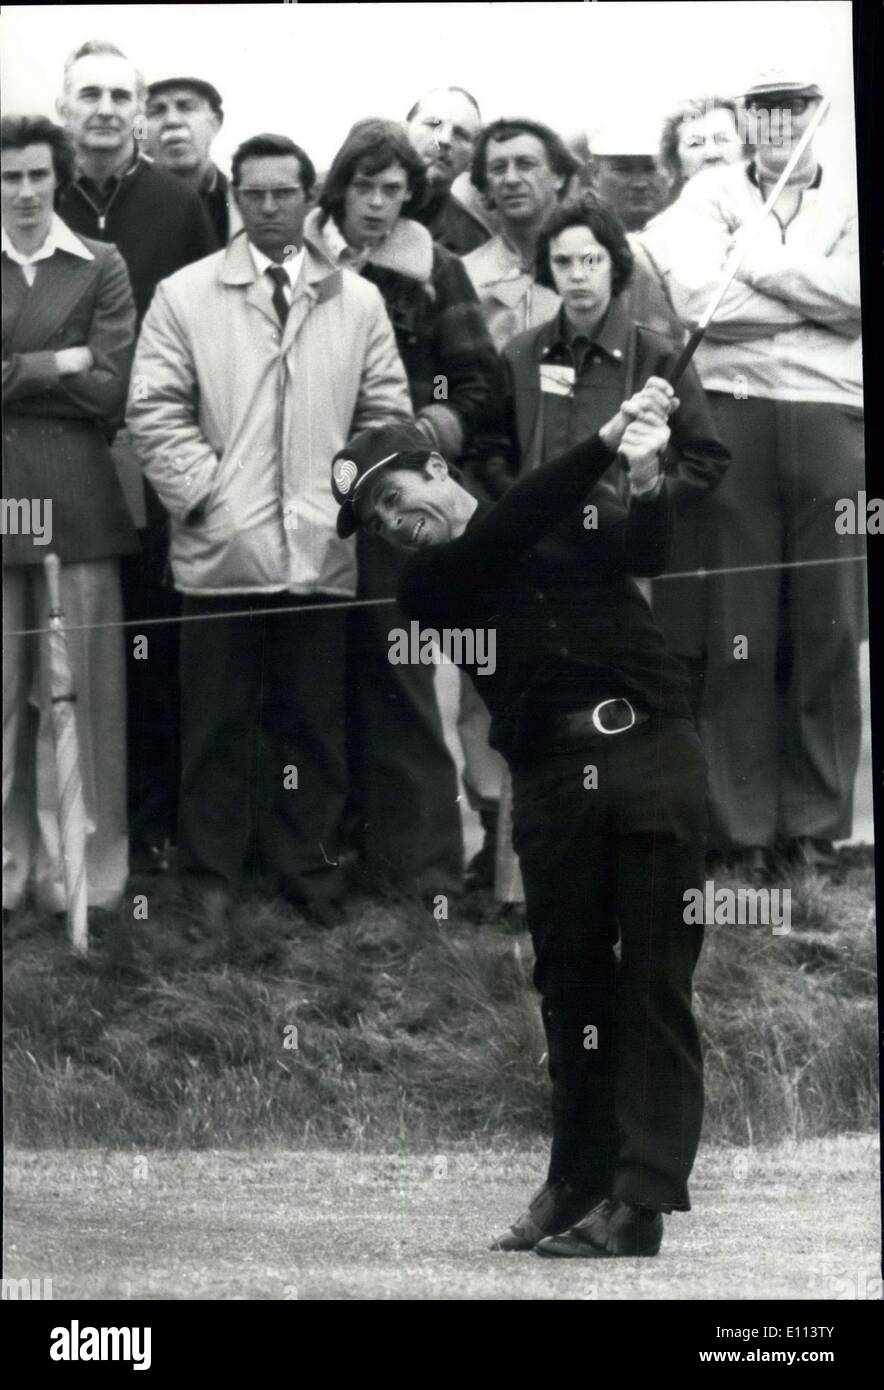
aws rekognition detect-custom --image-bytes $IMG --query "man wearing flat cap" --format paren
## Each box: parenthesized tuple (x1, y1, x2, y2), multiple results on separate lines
(145, 74, 238, 244)
(640, 67, 865, 877)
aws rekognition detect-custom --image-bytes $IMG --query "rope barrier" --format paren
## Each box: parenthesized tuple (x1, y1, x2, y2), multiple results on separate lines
(652, 553, 866, 582)
(2, 554, 866, 638)
(3, 595, 397, 639)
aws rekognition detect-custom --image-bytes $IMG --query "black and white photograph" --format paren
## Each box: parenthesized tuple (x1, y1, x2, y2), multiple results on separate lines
(2, 0, 881, 1337)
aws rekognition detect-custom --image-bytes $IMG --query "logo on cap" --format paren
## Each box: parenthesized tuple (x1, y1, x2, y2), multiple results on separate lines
(333, 459, 358, 496)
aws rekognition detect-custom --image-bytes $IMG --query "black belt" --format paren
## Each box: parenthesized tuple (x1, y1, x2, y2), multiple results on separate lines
(537, 698, 651, 750)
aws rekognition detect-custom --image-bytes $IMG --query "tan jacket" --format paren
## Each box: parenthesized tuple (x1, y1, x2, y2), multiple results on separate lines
(463, 234, 560, 351)
(127, 229, 412, 596)
(463, 230, 681, 355)
(448, 171, 500, 239)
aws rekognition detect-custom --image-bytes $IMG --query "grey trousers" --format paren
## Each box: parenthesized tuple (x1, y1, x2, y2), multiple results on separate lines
(656, 395, 866, 851)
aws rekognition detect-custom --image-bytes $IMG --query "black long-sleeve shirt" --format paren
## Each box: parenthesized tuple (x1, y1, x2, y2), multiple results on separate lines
(398, 432, 694, 764)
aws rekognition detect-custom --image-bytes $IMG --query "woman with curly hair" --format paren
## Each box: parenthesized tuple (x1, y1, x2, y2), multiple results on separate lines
(658, 96, 745, 201)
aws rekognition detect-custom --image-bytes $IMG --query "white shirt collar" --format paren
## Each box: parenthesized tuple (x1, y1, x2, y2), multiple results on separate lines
(320, 214, 373, 273)
(247, 240, 304, 289)
(2, 212, 94, 268)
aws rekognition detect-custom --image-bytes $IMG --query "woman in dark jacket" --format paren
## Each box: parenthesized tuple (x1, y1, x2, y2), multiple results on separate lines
(2, 115, 137, 915)
(470, 192, 727, 527)
(465, 192, 730, 901)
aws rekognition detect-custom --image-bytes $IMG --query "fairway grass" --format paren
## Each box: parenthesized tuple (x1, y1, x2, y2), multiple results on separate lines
(4, 1135, 880, 1301)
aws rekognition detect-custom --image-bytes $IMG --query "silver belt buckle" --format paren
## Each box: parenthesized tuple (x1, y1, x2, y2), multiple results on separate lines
(591, 698, 636, 736)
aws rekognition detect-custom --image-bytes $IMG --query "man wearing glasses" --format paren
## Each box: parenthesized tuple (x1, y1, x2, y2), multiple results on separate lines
(127, 133, 412, 922)
(640, 68, 864, 878)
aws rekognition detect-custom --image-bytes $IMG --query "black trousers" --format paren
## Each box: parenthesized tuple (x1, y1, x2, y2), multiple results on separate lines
(177, 592, 347, 907)
(346, 530, 463, 892)
(511, 716, 707, 1212)
(121, 522, 181, 849)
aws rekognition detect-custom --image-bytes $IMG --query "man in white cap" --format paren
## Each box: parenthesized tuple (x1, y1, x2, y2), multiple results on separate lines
(589, 117, 672, 232)
(639, 68, 864, 877)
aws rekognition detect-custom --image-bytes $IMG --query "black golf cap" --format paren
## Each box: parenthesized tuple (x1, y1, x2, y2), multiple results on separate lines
(331, 422, 433, 538)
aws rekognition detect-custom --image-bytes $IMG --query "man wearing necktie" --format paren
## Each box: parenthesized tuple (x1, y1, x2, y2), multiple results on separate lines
(127, 133, 413, 923)
(266, 264, 291, 324)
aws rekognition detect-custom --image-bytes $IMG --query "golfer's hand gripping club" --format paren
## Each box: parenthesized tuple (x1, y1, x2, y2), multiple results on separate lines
(601, 376, 677, 496)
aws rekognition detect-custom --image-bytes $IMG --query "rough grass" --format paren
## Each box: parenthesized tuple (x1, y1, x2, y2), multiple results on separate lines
(3, 849, 878, 1150)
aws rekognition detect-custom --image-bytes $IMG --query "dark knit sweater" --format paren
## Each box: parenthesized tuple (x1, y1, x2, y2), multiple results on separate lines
(414, 188, 491, 257)
(59, 155, 218, 324)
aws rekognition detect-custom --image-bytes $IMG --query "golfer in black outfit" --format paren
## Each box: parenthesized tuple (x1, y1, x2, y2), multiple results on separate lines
(331, 377, 724, 1258)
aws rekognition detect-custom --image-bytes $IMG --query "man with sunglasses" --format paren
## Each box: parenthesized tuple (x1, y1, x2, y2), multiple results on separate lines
(127, 133, 412, 922)
(640, 68, 864, 878)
